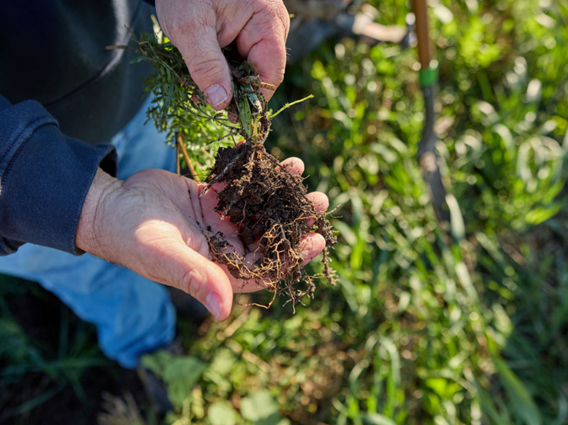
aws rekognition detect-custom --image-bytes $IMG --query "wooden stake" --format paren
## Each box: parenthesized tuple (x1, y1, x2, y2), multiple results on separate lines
(176, 137, 181, 175)
(176, 132, 200, 182)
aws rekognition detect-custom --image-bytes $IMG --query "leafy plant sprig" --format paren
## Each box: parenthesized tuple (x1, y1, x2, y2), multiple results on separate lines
(107, 30, 309, 175)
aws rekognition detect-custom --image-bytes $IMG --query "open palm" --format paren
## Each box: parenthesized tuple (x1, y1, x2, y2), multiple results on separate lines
(78, 158, 328, 320)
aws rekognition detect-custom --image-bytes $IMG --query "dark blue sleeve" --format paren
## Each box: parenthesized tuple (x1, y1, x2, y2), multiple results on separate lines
(0, 95, 117, 255)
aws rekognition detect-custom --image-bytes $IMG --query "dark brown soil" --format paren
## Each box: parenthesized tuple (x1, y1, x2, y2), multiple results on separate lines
(205, 142, 336, 308)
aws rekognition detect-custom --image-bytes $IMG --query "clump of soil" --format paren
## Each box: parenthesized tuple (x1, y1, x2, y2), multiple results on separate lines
(205, 141, 336, 308)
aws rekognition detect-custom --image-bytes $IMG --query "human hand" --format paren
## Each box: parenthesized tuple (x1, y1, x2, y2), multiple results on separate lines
(155, 0, 290, 109)
(76, 158, 327, 321)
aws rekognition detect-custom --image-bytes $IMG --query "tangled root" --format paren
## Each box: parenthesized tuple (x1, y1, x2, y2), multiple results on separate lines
(205, 142, 337, 310)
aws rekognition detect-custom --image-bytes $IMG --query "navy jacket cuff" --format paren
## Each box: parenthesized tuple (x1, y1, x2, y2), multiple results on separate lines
(0, 99, 117, 255)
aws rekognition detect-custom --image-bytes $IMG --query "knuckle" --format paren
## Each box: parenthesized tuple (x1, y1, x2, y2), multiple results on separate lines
(279, 5, 291, 32)
(133, 168, 157, 180)
(187, 56, 226, 82)
(188, 234, 210, 258)
(257, 0, 289, 30)
(269, 0, 291, 30)
(272, 35, 289, 66)
(179, 268, 206, 298)
(275, 65, 285, 85)
(265, 62, 285, 86)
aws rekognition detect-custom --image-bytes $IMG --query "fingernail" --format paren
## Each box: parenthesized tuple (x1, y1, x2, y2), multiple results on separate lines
(205, 292, 223, 319)
(205, 85, 228, 108)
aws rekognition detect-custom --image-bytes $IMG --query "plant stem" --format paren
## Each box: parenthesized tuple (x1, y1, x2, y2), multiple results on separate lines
(269, 95, 314, 119)
(106, 44, 184, 64)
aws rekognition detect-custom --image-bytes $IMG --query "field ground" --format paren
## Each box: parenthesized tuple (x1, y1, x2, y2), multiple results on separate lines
(1, 0, 568, 424)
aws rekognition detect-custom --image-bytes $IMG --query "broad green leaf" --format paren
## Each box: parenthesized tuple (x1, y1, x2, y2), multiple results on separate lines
(140, 350, 172, 377)
(240, 390, 283, 425)
(141, 352, 206, 408)
(208, 401, 237, 425)
(164, 357, 207, 407)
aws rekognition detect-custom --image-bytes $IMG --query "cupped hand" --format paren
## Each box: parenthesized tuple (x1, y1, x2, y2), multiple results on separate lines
(155, 0, 290, 109)
(76, 158, 328, 321)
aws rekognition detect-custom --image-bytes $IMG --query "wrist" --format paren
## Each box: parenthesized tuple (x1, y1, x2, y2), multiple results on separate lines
(76, 168, 124, 256)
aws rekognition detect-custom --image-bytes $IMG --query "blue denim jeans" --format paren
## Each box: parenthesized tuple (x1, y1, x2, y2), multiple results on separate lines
(0, 97, 177, 368)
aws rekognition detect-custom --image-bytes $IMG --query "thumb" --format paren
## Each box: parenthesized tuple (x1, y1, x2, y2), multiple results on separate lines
(162, 239, 233, 320)
(177, 26, 233, 110)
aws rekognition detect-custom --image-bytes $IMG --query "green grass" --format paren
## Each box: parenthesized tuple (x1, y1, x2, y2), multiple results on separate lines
(1, 0, 568, 423)
(0, 278, 111, 422)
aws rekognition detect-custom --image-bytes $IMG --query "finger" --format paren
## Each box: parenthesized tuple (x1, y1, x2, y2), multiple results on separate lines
(176, 24, 233, 110)
(243, 187, 327, 254)
(306, 191, 329, 227)
(307, 192, 329, 212)
(231, 249, 275, 293)
(160, 238, 234, 320)
(236, 3, 290, 101)
(231, 232, 326, 293)
(279, 157, 304, 175)
(244, 232, 326, 271)
(300, 233, 326, 265)
(249, 40, 287, 102)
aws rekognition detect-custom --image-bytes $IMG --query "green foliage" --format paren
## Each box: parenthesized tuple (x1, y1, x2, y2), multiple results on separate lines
(492, 354, 541, 425)
(240, 391, 289, 425)
(208, 401, 237, 425)
(130, 30, 310, 178)
(135, 34, 232, 172)
(0, 278, 109, 421)
(142, 351, 207, 408)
